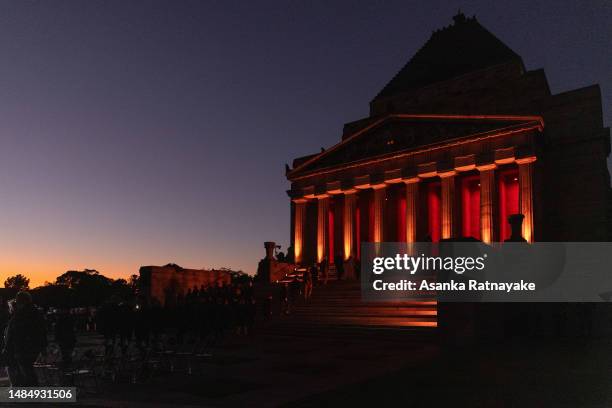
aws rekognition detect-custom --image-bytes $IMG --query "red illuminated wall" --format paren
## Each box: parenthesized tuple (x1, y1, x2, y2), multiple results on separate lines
(384, 184, 403, 242)
(461, 175, 481, 239)
(427, 182, 441, 242)
(498, 168, 519, 240)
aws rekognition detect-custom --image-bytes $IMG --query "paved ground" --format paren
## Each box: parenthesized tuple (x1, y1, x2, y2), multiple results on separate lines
(284, 338, 612, 408)
(3, 331, 611, 407)
(76, 330, 437, 408)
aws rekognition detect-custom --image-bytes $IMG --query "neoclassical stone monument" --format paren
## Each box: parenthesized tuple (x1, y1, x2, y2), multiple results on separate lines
(286, 13, 610, 269)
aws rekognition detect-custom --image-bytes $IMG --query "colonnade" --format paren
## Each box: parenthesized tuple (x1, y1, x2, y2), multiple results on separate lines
(293, 160, 535, 264)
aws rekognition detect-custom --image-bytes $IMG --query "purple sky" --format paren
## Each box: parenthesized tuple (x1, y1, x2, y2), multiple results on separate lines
(0, 0, 609, 286)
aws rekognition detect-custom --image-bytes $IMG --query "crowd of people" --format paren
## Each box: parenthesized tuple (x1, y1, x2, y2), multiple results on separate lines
(0, 272, 344, 388)
(311, 255, 359, 284)
(0, 280, 259, 387)
(96, 281, 257, 357)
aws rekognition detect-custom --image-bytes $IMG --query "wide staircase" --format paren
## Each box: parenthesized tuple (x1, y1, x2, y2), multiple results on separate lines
(261, 275, 437, 343)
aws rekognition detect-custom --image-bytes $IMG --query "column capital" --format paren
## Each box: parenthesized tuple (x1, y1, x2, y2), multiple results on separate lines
(438, 170, 457, 178)
(314, 193, 330, 199)
(417, 162, 437, 178)
(292, 198, 309, 204)
(384, 168, 402, 184)
(403, 177, 420, 184)
(371, 183, 387, 190)
(325, 180, 342, 195)
(516, 156, 537, 165)
(454, 154, 476, 172)
(476, 163, 497, 171)
(494, 147, 515, 165)
(342, 189, 358, 195)
(354, 174, 371, 190)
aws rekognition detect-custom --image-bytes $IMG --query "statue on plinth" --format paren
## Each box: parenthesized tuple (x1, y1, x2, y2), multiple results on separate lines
(505, 214, 527, 242)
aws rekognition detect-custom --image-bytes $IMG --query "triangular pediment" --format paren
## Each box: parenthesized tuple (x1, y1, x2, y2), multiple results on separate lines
(288, 115, 542, 178)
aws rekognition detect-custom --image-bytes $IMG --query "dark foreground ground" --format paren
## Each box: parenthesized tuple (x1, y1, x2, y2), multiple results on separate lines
(285, 338, 612, 408)
(2, 331, 611, 407)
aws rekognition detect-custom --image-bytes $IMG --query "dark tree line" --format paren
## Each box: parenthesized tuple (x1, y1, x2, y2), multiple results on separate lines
(2, 269, 138, 308)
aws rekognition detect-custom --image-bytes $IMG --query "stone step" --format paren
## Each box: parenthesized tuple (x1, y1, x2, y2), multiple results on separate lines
(262, 319, 437, 333)
(259, 322, 437, 343)
(317, 264, 339, 281)
(289, 317, 437, 325)
(259, 279, 439, 339)
(293, 302, 437, 309)
(305, 293, 436, 300)
(300, 299, 437, 306)
(291, 309, 437, 318)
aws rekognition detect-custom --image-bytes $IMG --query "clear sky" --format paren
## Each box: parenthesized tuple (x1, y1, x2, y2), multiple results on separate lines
(0, 0, 610, 287)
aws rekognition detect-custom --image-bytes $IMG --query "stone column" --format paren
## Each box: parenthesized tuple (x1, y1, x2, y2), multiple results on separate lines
(316, 195, 330, 263)
(343, 190, 357, 260)
(517, 157, 536, 242)
(293, 199, 307, 264)
(440, 172, 456, 240)
(404, 179, 419, 243)
(372, 185, 386, 243)
(477, 164, 496, 244)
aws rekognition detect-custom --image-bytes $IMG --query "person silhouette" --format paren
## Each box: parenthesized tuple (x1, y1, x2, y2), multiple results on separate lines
(2, 291, 47, 386)
(320, 257, 329, 285)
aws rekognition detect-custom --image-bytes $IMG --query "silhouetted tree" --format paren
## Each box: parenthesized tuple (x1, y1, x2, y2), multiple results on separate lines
(55, 269, 113, 306)
(4, 274, 30, 291)
(230, 270, 251, 284)
(31, 284, 74, 308)
(52, 269, 137, 306)
(55, 269, 106, 288)
(110, 278, 133, 300)
(129, 274, 139, 292)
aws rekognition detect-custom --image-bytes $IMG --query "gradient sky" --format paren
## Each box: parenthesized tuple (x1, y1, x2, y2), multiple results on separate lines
(0, 0, 610, 287)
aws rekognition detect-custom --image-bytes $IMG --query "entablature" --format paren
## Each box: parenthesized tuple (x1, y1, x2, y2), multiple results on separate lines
(287, 143, 538, 200)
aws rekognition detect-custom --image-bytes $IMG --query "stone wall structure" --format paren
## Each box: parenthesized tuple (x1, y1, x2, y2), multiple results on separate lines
(139, 264, 232, 306)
